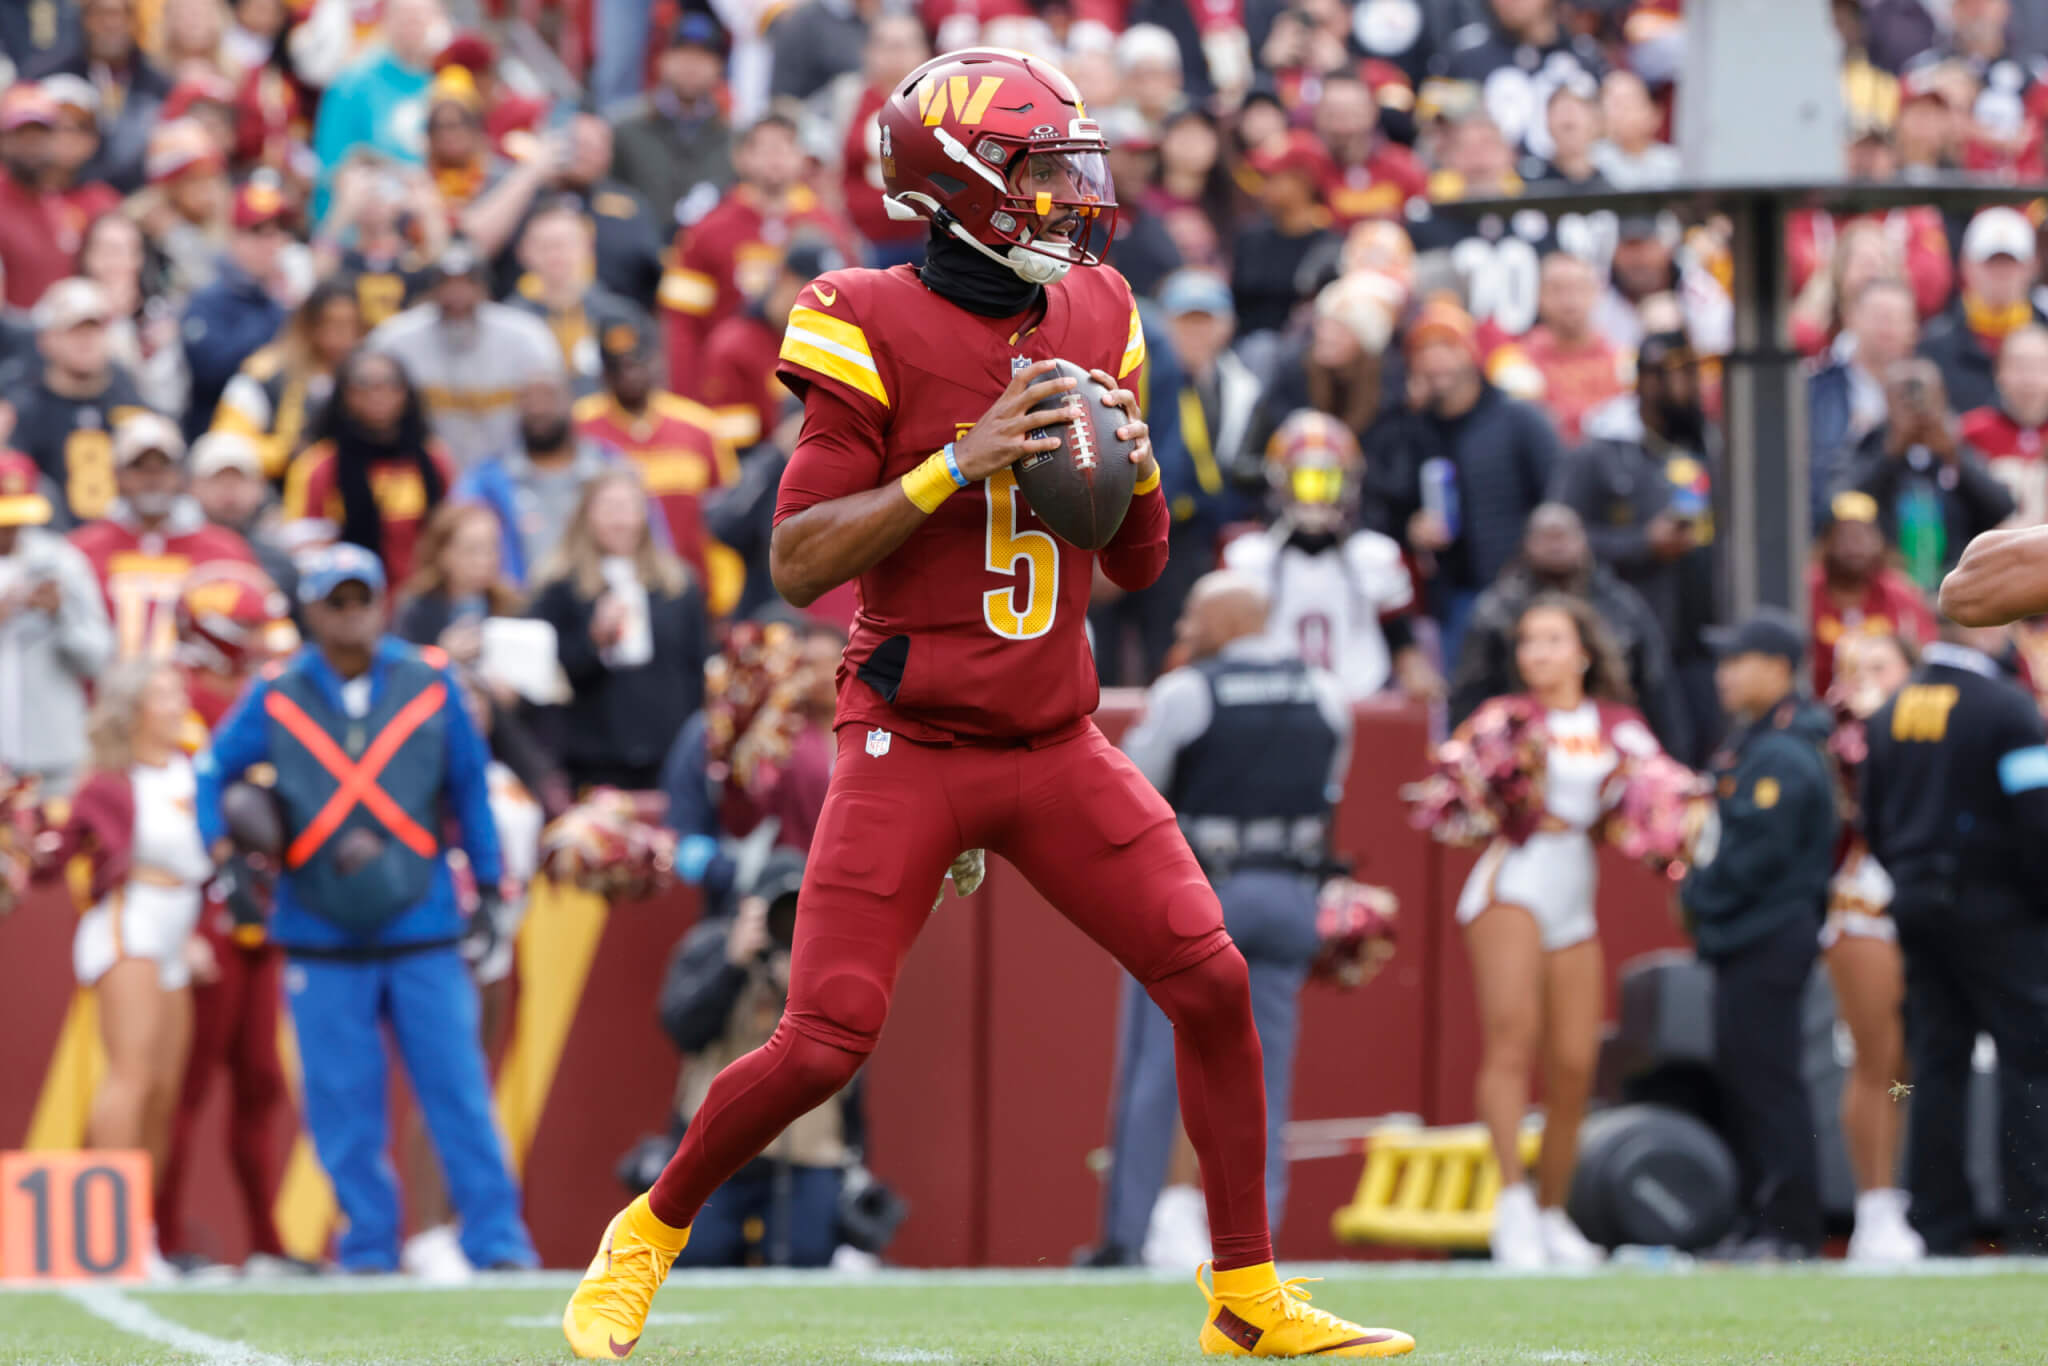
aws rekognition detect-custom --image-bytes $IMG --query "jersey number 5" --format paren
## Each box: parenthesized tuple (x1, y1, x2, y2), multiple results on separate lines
(983, 469, 1057, 640)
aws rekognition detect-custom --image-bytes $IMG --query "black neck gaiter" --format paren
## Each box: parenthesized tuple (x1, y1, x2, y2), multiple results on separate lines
(918, 228, 1043, 318)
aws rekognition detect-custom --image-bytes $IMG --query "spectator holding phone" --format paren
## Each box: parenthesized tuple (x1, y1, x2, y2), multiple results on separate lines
(1847, 358, 2015, 596)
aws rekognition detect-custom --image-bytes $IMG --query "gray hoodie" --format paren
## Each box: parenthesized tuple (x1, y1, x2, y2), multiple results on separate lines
(0, 528, 114, 792)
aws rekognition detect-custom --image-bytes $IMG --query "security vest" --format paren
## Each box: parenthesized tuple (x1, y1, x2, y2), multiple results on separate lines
(263, 649, 449, 935)
(1168, 651, 1339, 875)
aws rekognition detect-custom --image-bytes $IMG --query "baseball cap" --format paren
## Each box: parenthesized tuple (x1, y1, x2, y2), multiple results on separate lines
(428, 64, 484, 114)
(669, 11, 730, 57)
(1094, 105, 1158, 153)
(1158, 269, 1234, 318)
(233, 180, 291, 232)
(1248, 130, 1336, 192)
(436, 31, 498, 74)
(0, 84, 58, 132)
(298, 542, 387, 604)
(163, 73, 236, 123)
(146, 119, 222, 184)
(1405, 296, 1480, 360)
(1637, 330, 1700, 373)
(600, 318, 653, 362)
(113, 412, 187, 468)
(1962, 207, 2036, 265)
(32, 277, 111, 333)
(0, 451, 53, 527)
(1704, 607, 1806, 666)
(190, 431, 264, 480)
(430, 238, 485, 284)
(781, 239, 847, 283)
(1822, 489, 1880, 530)
(38, 75, 99, 118)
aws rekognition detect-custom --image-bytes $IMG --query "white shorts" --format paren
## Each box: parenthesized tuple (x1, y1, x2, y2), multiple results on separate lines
(73, 883, 204, 990)
(1455, 833, 1600, 951)
(1821, 850, 1897, 949)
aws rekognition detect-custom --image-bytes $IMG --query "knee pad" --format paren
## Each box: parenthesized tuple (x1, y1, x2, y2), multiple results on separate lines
(787, 967, 891, 1055)
(769, 1023, 869, 1105)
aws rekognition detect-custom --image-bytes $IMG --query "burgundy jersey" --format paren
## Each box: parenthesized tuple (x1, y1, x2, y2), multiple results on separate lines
(774, 262, 1167, 743)
(71, 507, 260, 660)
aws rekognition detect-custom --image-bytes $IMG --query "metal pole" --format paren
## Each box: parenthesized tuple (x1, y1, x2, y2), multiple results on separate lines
(1726, 195, 1807, 616)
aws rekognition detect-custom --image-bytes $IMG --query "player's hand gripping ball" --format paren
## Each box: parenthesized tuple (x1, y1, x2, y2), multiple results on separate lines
(1014, 359, 1145, 550)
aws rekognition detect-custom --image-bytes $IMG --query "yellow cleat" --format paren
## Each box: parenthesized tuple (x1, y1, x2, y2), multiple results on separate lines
(1196, 1261, 1415, 1358)
(561, 1194, 690, 1359)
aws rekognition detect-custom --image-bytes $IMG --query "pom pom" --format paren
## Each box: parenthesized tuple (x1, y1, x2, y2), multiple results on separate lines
(1400, 695, 1549, 847)
(1310, 877, 1399, 988)
(1602, 751, 1714, 880)
(539, 789, 679, 902)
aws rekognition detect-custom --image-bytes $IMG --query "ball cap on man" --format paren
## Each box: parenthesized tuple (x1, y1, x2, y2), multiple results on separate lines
(33, 277, 111, 334)
(1158, 269, 1234, 319)
(1704, 607, 1806, 667)
(669, 10, 730, 58)
(191, 431, 264, 480)
(297, 542, 387, 605)
(0, 83, 58, 132)
(0, 451, 53, 527)
(1962, 207, 2036, 266)
(114, 411, 188, 468)
(234, 181, 291, 233)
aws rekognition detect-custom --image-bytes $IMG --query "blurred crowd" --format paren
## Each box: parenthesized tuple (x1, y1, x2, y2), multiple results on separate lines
(7, 0, 2048, 1278)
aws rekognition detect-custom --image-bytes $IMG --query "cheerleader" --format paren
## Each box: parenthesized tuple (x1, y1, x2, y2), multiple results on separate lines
(1825, 630, 1925, 1263)
(1455, 595, 1661, 1269)
(44, 660, 213, 1223)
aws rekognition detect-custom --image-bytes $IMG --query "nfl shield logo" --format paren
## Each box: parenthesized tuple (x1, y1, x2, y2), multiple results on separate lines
(866, 728, 892, 757)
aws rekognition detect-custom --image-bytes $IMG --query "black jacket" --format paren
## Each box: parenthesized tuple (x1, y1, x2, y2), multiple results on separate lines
(1917, 299, 2048, 416)
(530, 572, 709, 788)
(659, 914, 758, 1054)
(1448, 561, 1691, 758)
(1549, 402, 1720, 658)
(1862, 644, 2048, 898)
(1846, 426, 2015, 577)
(1681, 694, 1839, 960)
(1391, 382, 1559, 594)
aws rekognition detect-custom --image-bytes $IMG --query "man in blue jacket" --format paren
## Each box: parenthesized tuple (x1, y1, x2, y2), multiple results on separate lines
(180, 185, 292, 440)
(195, 543, 537, 1274)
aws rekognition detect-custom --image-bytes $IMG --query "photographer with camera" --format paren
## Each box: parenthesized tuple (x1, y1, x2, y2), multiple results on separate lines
(656, 849, 893, 1267)
(1847, 359, 2014, 598)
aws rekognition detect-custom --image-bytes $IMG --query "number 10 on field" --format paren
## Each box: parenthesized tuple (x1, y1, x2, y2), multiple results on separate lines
(0, 1150, 150, 1280)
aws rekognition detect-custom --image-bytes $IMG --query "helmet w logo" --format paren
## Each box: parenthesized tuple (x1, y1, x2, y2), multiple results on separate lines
(918, 75, 1004, 127)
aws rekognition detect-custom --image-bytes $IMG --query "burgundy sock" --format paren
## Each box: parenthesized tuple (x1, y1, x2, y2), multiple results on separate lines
(645, 1022, 867, 1229)
(1147, 945, 1274, 1271)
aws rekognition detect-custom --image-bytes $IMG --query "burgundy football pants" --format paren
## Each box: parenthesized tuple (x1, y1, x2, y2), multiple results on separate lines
(158, 920, 290, 1260)
(648, 721, 1273, 1269)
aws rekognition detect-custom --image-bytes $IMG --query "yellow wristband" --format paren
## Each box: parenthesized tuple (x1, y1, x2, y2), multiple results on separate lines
(900, 452, 959, 514)
(1132, 465, 1161, 496)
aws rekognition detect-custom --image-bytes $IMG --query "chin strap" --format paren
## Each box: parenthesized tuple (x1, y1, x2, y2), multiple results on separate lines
(944, 220, 1073, 285)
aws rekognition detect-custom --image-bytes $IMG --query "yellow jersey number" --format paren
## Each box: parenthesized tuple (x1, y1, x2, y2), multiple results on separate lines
(64, 429, 116, 522)
(982, 468, 1057, 640)
(1891, 684, 1960, 744)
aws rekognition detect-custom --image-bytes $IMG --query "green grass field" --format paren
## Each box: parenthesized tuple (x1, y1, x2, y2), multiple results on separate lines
(6, 1261, 2046, 1365)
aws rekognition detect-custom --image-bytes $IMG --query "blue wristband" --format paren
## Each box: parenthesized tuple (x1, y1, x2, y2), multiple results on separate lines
(942, 443, 969, 488)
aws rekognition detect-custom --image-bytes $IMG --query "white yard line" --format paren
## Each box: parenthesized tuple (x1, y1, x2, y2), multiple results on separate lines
(61, 1283, 301, 1365)
(11, 1254, 2046, 1297)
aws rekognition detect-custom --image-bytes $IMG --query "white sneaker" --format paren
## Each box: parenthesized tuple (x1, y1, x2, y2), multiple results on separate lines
(1847, 1188, 1926, 1264)
(142, 1239, 180, 1284)
(400, 1225, 473, 1284)
(241, 1252, 320, 1279)
(1490, 1183, 1548, 1269)
(1538, 1206, 1606, 1268)
(1141, 1183, 1212, 1269)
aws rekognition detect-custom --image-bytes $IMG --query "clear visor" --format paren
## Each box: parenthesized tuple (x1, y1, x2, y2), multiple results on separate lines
(1004, 149, 1116, 259)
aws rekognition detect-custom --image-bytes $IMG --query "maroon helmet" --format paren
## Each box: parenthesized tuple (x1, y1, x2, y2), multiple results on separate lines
(177, 563, 294, 676)
(877, 47, 1116, 285)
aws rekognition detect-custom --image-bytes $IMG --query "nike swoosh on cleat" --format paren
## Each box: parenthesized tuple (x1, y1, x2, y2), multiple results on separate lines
(1315, 1335, 1399, 1351)
(609, 1334, 638, 1357)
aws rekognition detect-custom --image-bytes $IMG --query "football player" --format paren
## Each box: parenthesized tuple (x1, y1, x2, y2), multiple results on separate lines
(1223, 411, 1437, 702)
(563, 48, 1413, 1361)
(158, 565, 306, 1272)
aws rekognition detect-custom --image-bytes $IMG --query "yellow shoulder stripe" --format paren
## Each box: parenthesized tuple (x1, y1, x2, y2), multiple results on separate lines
(780, 305, 888, 407)
(1118, 304, 1147, 380)
(658, 268, 718, 315)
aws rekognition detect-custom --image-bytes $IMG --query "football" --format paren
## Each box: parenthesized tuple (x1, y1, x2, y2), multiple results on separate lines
(221, 781, 285, 857)
(1014, 359, 1139, 550)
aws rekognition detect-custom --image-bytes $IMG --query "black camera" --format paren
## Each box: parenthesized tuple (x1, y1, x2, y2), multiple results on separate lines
(744, 849, 806, 957)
